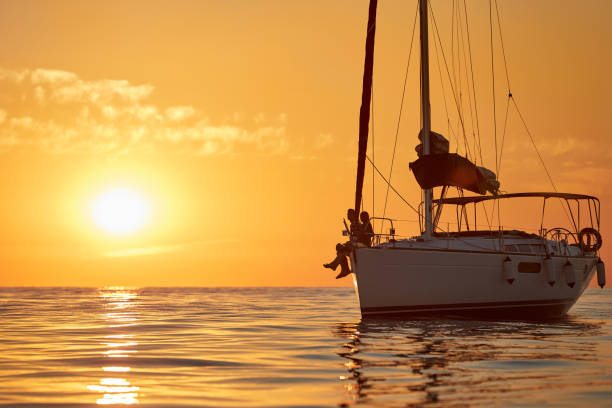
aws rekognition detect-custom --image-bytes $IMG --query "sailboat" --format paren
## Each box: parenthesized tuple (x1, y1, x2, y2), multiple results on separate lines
(340, 0, 606, 318)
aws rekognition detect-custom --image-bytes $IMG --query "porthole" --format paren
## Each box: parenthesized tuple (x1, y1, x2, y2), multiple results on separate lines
(518, 262, 541, 273)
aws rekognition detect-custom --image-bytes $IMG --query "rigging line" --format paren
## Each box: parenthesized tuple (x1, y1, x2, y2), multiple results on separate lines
(511, 97, 557, 191)
(455, 0, 461, 96)
(496, 96, 511, 180)
(420, 189, 424, 232)
(428, 1, 472, 160)
(371, 79, 375, 217)
(458, 1, 467, 149)
(458, 2, 477, 164)
(463, 0, 483, 166)
(457, 0, 471, 160)
(496, 195, 502, 241)
(481, 201, 492, 230)
(491, 96, 510, 233)
(510, 96, 574, 226)
(450, 0, 457, 97)
(457, 0, 477, 165)
(391, 218, 543, 233)
(380, 2, 419, 228)
(454, 0, 462, 114)
(489, 0, 499, 175)
(494, 0, 511, 92)
(451, 0, 464, 156)
(366, 154, 420, 217)
(489, 4, 502, 242)
(431, 18, 458, 151)
(489, 1, 566, 230)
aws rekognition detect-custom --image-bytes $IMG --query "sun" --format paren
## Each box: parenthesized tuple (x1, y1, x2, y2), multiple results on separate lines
(91, 188, 152, 235)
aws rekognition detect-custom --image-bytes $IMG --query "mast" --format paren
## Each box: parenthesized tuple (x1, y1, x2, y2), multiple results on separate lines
(419, 0, 433, 238)
(354, 0, 378, 218)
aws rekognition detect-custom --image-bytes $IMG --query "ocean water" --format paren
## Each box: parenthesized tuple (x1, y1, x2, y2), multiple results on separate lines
(0, 287, 610, 408)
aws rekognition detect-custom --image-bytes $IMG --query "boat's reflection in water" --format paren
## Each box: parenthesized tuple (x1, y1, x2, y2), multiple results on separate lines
(335, 316, 602, 406)
(88, 288, 140, 405)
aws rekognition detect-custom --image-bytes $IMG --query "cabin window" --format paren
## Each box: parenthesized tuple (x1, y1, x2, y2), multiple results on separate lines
(518, 262, 541, 273)
(530, 244, 546, 255)
(517, 244, 533, 253)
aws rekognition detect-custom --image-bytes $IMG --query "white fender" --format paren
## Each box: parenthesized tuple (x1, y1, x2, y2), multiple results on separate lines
(544, 257, 555, 287)
(503, 256, 515, 284)
(563, 261, 575, 288)
(597, 258, 606, 288)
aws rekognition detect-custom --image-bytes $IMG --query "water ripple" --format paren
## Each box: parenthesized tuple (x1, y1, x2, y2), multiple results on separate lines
(0, 287, 610, 407)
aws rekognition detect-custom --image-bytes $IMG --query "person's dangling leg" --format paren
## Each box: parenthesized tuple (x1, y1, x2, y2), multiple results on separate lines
(324, 243, 346, 271)
(323, 254, 342, 271)
(335, 256, 351, 279)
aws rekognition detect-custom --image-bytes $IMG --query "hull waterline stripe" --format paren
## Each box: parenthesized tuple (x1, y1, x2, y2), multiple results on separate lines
(361, 298, 574, 314)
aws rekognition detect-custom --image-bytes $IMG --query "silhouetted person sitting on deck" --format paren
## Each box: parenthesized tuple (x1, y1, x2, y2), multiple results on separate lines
(359, 211, 374, 247)
(323, 243, 351, 279)
(347, 208, 361, 237)
(323, 209, 360, 279)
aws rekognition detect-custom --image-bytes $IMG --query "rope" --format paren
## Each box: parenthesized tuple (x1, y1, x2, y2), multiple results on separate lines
(481, 201, 492, 230)
(456, 0, 477, 165)
(366, 154, 420, 217)
(491, 0, 513, 232)
(461, 0, 483, 166)
(497, 96, 511, 179)
(489, 0, 499, 175)
(454, 0, 472, 161)
(451, 0, 457, 99)
(487, 0, 503, 236)
(510, 96, 574, 227)
(494, 0, 511, 93)
(455, 0, 467, 153)
(380, 3, 418, 227)
(429, 1, 472, 160)
(463, 0, 483, 165)
(489, 2, 572, 228)
(510, 97, 558, 192)
(371, 81, 375, 217)
(431, 16, 458, 152)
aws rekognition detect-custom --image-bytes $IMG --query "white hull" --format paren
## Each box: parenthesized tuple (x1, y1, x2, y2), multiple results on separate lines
(351, 246, 597, 318)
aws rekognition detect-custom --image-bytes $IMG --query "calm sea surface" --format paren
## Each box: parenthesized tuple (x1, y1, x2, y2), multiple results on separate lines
(0, 287, 610, 407)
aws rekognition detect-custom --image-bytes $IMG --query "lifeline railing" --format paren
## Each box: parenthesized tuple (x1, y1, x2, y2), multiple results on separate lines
(370, 217, 396, 246)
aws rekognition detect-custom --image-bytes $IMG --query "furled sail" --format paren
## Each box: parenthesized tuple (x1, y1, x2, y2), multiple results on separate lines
(410, 130, 500, 195)
(415, 129, 449, 156)
(354, 0, 378, 217)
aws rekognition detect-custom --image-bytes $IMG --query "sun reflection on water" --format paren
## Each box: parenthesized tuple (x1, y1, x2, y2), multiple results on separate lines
(96, 393, 139, 405)
(103, 367, 131, 372)
(89, 288, 140, 405)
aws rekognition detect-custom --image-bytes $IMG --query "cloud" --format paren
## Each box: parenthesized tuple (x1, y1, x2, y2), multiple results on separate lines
(499, 134, 612, 195)
(0, 68, 27, 82)
(315, 133, 334, 149)
(105, 244, 185, 258)
(105, 239, 238, 258)
(165, 106, 195, 122)
(0, 68, 289, 156)
(31, 69, 78, 85)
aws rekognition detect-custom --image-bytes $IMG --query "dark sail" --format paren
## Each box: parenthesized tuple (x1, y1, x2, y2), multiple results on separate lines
(354, 0, 378, 216)
(409, 153, 499, 195)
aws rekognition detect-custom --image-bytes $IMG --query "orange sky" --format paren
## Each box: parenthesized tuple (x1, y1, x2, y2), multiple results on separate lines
(0, 0, 610, 286)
